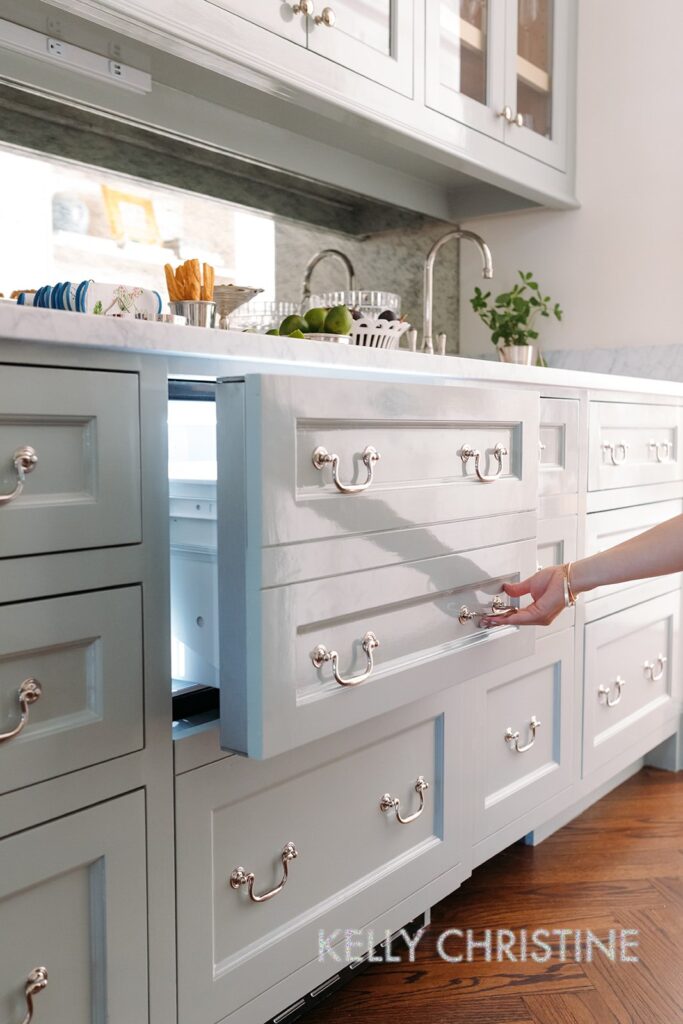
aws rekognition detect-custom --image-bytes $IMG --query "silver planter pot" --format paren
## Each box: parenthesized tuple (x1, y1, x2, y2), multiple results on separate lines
(497, 344, 535, 365)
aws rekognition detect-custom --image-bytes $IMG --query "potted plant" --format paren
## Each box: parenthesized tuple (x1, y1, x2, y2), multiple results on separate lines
(470, 271, 563, 365)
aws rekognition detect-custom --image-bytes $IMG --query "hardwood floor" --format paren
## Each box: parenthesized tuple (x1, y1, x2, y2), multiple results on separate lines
(304, 767, 683, 1024)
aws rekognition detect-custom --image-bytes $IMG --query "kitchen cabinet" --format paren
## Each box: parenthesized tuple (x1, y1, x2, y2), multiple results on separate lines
(204, 0, 307, 43)
(426, 0, 573, 170)
(0, 793, 148, 1024)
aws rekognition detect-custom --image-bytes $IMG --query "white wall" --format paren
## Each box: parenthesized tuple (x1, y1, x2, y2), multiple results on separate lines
(459, 0, 683, 358)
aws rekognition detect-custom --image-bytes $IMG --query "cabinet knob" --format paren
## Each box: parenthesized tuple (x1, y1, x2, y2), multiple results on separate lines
(312, 631, 379, 687)
(380, 776, 429, 824)
(230, 843, 298, 903)
(20, 967, 48, 1024)
(0, 678, 42, 743)
(0, 445, 38, 507)
(460, 441, 508, 482)
(315, 6, 336, 25)
(498, 106, 524, 127)
(290, 0, 314, 14)
(312, 444, 380, 493)
(505, 715, 541, 753)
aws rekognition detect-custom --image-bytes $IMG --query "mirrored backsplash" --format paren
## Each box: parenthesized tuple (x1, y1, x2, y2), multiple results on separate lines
(0, 84, 460, 348)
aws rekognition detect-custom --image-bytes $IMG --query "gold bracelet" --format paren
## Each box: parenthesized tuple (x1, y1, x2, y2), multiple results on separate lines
(563, 562, 577, 607)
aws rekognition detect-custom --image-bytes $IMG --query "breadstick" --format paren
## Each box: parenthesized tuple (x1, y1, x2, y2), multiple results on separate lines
(164, 264, 177, 302)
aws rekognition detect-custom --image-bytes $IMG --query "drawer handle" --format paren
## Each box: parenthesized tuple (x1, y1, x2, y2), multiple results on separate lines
(380, 776, 429, 824)
(649, 440, 672, 463)
(461, 442, 508, 482)
(312, 444, 380, 494)
(599, 676, 625, 707)
(230, 842, 298, 903)
(459, 594, 510, 625)
(505, 715, 541, 753)
(0, 678, 42, 743)
(20, 967, 48, 1024)
(0, 446, 38, 507)
(644, 655, 667, 682)
(602, 441, 629, 466)
(311, 631, 379, 686)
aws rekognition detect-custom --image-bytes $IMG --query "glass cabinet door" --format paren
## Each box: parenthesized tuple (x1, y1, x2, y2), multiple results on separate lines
(503, 0, 571, 168)
(425, 1, 506, 140)
(307, 0, 414, 97)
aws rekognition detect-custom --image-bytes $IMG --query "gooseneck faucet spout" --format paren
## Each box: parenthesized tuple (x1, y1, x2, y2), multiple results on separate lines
(423, 229, 493, 353)
(301, 249, 356, 309)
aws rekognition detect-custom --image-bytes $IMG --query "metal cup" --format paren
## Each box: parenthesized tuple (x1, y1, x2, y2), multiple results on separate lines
(169, 301, 216, 328)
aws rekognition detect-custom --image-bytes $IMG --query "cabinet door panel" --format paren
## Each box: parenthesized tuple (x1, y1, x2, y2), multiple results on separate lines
(204, 0, 307, 41)
(0, 793, 148, 1024)
(308, 0, 414, 96)
(425, 0, 506, 139)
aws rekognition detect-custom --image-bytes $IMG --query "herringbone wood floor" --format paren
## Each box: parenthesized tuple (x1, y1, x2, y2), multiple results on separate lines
(305, 767, 683, 1024)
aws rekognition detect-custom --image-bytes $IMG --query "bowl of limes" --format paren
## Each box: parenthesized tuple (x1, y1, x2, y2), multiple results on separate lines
(267, 305, 353, 343)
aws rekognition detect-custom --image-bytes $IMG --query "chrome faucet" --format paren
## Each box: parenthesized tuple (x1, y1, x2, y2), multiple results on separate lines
(301, 249, 356, 308)
(422, 229, 493, 353)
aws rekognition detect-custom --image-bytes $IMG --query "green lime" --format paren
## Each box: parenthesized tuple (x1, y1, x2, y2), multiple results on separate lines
(279, 314, 309, 336)
(324, 304, 353, 335)
(288, 329, 306, 339)
(266, 328, 279, 335)
(303, 307, 327, 332)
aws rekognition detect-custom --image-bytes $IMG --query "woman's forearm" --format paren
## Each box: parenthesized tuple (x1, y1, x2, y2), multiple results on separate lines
(571, 513, 683, 594)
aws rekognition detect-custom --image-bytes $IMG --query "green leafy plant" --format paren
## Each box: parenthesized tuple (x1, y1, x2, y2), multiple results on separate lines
(470, 271, 563, 349)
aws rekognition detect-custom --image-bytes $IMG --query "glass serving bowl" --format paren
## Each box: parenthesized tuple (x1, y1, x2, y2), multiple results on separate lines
(307, 291, 401, 316)
(227, 301, 298, 332)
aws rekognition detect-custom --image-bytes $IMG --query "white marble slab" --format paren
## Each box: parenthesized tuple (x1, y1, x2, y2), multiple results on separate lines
(3, 304, 683, 398)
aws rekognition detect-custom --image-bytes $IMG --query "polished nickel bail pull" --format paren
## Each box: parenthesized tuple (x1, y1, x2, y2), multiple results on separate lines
(0, 679, 42, 743)
(602, 441, 629, 466)
(461, 442, 508, 482)
(312, 631, 379, 686)
(312, 444, 380, 494)
(230, 843, 298, 903)
(649, 440, 672, 463)
(0, 446, 38, 506)
(505, 715, 541, 753)
(380, 776, 429, 824)
(459, 594, 510, 625)
(644, 655, 667, 682)
(598, 676, 625, 707)
(20, 967, 48, 1024)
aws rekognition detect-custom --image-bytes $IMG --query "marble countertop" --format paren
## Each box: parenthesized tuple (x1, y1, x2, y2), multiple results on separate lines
(2, 304, 682, 397)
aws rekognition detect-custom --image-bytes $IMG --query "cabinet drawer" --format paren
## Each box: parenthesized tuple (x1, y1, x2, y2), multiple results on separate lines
(583, 592, 681, 776)
(0, 792, 147, 1023)
(588, 401, 683, 492)
(584, 500, 683, 603)
(0, 365, 141, 557)
(221, 536, 536, 758)
(536, 515, 577, 634)
(0, 587, 143, 794)
(539, 398, 579, 497)
(217, 374, 538, 553)
(473, 631, 574, 843)
(176, 692, 464, 1024)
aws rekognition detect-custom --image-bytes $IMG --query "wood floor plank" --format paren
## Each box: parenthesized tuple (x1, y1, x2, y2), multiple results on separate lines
(524, 990, 629, 1024)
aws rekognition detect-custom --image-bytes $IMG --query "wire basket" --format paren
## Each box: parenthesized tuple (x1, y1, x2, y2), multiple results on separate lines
(350, 317, 411, 350)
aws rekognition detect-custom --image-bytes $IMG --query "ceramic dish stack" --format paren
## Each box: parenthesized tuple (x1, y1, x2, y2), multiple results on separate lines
(16, 281, 163, 318)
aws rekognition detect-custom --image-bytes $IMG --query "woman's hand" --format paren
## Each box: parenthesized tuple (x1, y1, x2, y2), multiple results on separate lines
(480, 566, 568, 628)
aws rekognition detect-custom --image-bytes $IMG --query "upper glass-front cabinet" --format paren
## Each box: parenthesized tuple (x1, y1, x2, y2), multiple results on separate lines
(426, 0, 572, 170)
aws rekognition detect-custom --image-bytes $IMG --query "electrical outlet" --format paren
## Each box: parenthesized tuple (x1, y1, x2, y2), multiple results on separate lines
(46, 37, 64, 57)
(109, 41, 122, 60)
(108, 59, 124, 80)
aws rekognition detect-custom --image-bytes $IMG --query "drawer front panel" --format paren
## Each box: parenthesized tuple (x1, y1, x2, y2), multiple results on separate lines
(222, 537, 537, 757)
(585, 500, 683, 602)
(0, 587, 143, 794)
(0, 793, 147, 1024)
(583, 592, 681, 776)
(588, 401, 683, 492)
(539, 398, 579, 497)
(474, 631, 574, 842)
(536, 516, 577, 634)
(0, 365, 141, 556)
(177, 693, 463, 1024)
(217, 375, 539, 549)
